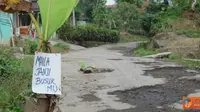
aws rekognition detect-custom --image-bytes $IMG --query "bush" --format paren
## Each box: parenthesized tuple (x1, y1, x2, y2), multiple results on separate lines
(0, 48, 21, 78)
(58, 23, 120, 43)
(57, 22, 74, 41)
(134, 42, 158, 56)
(73, 24, 120, 43)
(0, 47, 33, 111)
(23, 39, 39, 55)
(142, 4, 186, 35)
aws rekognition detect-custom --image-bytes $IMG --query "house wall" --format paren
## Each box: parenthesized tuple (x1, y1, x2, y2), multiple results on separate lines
(0, 11, 13, 43)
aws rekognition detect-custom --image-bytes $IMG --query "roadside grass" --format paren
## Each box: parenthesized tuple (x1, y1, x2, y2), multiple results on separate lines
(0, 41, 69, 111)
(134, 47, 158, 57)
(134, 42, 158, 57)
(176, 29, 200, 38)
(0, 47, 33, 111)
(53, 42, 70, 53)
(120, 36, 149, 43)
(166, 54, 200, 69)
(134, 45, 200, 69)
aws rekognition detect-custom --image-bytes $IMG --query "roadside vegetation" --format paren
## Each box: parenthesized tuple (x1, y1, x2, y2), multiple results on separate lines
(0, 39, 69, 111)
(134, 44, 200, 69)
(53, 42, 70, 53)
(0, 46, 33, 111)
(167, 54, 200, 69)
(120, 34, 148, 43)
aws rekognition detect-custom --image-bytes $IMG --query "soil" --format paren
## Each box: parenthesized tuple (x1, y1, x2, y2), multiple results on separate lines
(101, 66, 200, 112)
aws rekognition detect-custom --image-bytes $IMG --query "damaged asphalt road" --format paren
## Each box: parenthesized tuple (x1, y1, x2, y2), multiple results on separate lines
(59, 42, 200, 112)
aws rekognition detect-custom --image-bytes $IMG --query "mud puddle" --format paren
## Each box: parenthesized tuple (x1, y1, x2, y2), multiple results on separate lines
(101, 67, 200, 112)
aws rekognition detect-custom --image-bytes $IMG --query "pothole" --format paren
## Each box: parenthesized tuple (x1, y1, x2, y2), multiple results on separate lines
(82, 68, 115, 74)
(79, 94, 101, 102)
(134, 62, 157, 65)
(109, 79, 200, 107)
(99, 107, 182, 112)
(107, 59, 124, 61)
(106, 67, 200, 112)
(143, 67, 197, 79)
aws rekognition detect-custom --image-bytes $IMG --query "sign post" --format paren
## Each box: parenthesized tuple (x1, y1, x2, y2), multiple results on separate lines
(32, 52, 61, 95)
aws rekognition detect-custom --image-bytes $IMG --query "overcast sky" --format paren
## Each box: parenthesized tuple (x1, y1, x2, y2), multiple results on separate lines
(106, 0, 115, 5)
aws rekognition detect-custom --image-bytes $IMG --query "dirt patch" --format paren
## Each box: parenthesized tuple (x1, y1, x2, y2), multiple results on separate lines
(165, 38, 200, 59)
(79, 94, 101, 102)
(151, 32, 200, 58)
(105, 67, 200, 112)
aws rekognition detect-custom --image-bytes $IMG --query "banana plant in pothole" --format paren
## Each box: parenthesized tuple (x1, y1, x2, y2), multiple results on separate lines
(79, 61, 115, 74)
(23, 0, 79, 112)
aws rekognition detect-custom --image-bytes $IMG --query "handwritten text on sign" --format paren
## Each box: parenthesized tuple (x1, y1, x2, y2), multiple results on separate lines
(32, 53, 61, 95)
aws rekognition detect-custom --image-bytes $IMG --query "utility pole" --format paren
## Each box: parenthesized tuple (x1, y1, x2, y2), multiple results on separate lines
(72, 9, 76, 28)
(192, 0, 197, 11)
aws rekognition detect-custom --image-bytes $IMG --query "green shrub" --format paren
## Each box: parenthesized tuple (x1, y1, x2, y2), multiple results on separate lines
(23, 39, 39, 55)
(141, 3, 186, 35)
(176, 29, 200, 38)
(58, 23, 120, 43)
(146, 3, 168, 14)
(134, 42, 158, 56)
(0, 47, 33, 111)
(73, 24, 120, 43)
(150, 6, 185, 34)
(0, 48, 21, 78)
(57, 22, 74, 41)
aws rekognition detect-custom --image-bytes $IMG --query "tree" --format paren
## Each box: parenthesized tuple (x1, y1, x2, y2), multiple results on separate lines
(92, 0, 109, 26)
(76, 0, 98, 21)
(116, 0, 144, 7)
(112, 2, 140, 31)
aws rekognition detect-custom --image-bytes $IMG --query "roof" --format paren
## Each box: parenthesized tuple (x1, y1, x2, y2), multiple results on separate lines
(107, 4, 116, 8)
(0, 0, 31, 13)
(0, 0, 39, 13)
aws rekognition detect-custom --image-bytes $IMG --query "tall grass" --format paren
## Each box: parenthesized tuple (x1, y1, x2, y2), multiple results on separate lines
(0, 47, 33, 111)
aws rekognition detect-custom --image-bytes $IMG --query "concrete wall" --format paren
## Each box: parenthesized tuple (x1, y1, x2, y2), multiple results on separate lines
(0, 11, 13, 43)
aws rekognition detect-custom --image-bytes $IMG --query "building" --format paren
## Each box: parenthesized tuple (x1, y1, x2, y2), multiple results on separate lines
(0, 0, 39, 43)
(0, 0, 58, 44)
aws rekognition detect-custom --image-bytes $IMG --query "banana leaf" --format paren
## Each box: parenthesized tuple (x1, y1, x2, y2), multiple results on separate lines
(38, 0, 79, 41)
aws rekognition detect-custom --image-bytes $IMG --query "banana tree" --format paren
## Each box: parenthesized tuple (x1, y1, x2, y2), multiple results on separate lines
(27, 0, 78, 111)
(30, 0, 78, 53)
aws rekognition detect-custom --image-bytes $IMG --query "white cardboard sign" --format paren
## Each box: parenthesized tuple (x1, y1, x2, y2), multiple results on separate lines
(32, 52, 61, 95)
